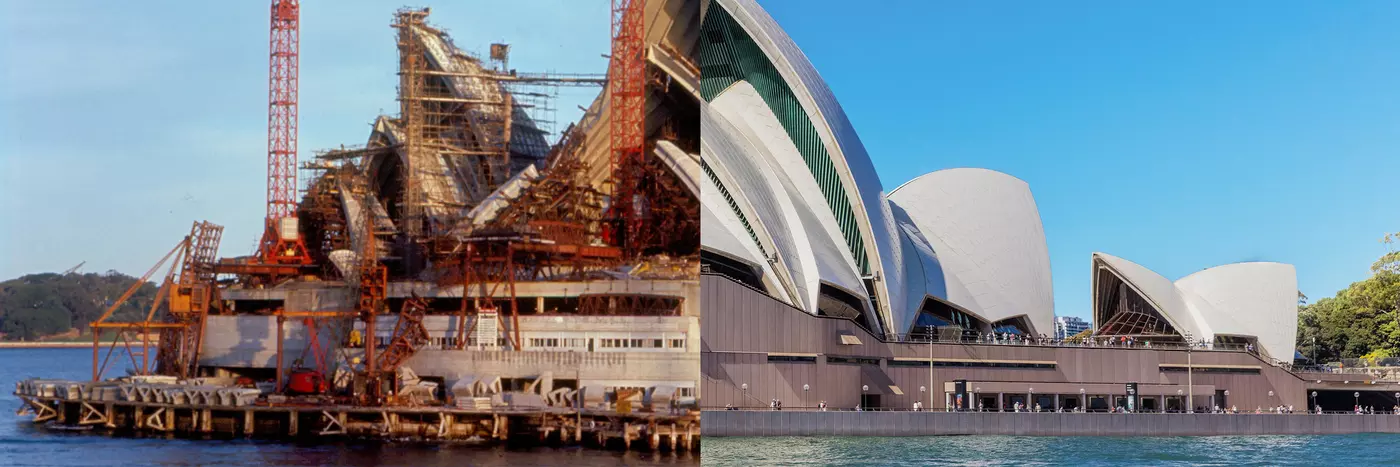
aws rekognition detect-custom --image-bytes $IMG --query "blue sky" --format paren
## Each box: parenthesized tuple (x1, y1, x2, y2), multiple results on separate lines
(0, 1, 608, 280)
(3, 2, 1397, 324)
(759, 0, 1400, 320)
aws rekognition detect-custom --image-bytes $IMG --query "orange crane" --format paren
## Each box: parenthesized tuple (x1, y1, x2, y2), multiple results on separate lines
(607, 0, 646, 256)
(258, 0, 312, 265)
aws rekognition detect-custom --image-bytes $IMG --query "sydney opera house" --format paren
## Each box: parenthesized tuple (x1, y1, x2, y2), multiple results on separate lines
(698, 0, 1400, 413)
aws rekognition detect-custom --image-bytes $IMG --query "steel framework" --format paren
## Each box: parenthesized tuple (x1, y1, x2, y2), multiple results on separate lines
(353, 188, 390, 403)
(92, 221, 224, 381)
(157, 221, 223, 378)
(577, 294, 682, 316)
(377, 295, 430, 374)
(608, 0, 647, 256)
(259, 0, 311, 265)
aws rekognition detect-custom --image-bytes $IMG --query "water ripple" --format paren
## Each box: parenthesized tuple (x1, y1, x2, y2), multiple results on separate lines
(702, 434, 1400, 466)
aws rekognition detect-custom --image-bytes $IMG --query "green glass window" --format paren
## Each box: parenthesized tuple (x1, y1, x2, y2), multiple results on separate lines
(699, 6, 869, 274)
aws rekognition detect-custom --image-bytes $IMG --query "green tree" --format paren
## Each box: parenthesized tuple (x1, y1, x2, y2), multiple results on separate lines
(1297, 233, 1400, 362)
(0, 271, 158, 340)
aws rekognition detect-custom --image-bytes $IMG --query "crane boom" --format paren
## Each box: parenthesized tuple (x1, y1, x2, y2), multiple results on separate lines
(268, 0, 299, 220)
(607, 0, 646, 256)
(259, 0, 311, 265)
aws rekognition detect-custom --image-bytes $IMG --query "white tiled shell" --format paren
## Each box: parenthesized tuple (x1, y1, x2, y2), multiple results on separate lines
(711, 0, 906, 334)
(889, 169, 1056, 335)
(1094, 252, 1299, 360)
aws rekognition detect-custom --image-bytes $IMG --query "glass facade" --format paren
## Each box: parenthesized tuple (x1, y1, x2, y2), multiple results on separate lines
(699, 5, 869, 274)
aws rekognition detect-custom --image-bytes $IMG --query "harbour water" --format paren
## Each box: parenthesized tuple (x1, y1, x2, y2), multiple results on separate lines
(2, 348, 697, 466)
(702, 434, 1400, 466)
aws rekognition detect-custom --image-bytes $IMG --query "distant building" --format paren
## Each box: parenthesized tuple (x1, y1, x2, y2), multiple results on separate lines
(1055, 316, 1090, 339)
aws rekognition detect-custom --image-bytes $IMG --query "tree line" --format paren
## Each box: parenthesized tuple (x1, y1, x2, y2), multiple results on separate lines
(1296, 234, 1400, 364)
(0, 272, 160, 341)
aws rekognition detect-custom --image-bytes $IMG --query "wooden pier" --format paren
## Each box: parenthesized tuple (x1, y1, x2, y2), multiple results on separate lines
(14, 394, 700, 452)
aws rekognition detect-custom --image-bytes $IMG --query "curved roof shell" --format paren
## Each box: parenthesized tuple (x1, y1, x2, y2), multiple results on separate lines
(1092, 252, 1298, 359)
(888, 169, 1055, 336)
(698, 1, 1057, 336)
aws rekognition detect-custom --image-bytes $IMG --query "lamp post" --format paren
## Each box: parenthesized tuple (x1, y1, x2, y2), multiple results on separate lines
(1311, 336, 1318, 365)
(928, 324, 935, 412)
(862, 384, 869, 411)
(1183, 331, 1194, 413)
(1223, 390, 1229, 412)
(1079, 388, 1086, 412)
(919, 386, 926, 412)
(1029, 387, 1035, 412)
(803, 384, 810, 409)
(741, 383, 748, 409)
(1177, 389, 1184, 413)
(1312, 391, 1318, 413)
(975, 387, 982, 412)
(1355, 391, 1361, 410)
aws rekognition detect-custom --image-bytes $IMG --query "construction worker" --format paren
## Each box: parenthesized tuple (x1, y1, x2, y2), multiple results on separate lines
(349, 328, 363, 347)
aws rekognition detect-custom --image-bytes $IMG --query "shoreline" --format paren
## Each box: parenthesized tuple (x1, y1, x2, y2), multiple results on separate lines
(0, 341, 159, 349)
(702, 411, 1400, 437)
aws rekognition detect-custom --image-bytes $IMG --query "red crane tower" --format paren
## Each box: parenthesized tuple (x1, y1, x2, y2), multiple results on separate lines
(607, 0, 646, 256)
(259, 0, 311, 265)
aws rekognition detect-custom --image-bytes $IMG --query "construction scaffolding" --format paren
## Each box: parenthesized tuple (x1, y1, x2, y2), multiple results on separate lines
(78, 0, 699, 417)
(607, 0, 648, 256)
(34, 1, 704, 452)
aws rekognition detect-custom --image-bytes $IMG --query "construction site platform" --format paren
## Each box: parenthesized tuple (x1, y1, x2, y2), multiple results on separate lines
(14, 378, 699, 452)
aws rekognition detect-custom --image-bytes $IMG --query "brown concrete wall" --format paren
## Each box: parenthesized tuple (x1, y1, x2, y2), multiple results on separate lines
(701, 275, 1400, 412)
(702, 411, 1400, 437)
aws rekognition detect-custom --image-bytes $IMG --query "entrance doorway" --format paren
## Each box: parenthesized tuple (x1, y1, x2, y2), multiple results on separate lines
(860, 393, 881, 410)
(1140, 396, 1158, 412)
(1310, 389, 1400, 412)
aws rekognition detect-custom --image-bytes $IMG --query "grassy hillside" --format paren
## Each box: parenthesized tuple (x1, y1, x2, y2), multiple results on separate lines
(0, 272, 160, 341)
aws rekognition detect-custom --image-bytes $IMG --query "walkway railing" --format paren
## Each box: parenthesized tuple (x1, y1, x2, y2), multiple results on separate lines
(705, 407, 1400, 415)
(888, 329, 1261, 356)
